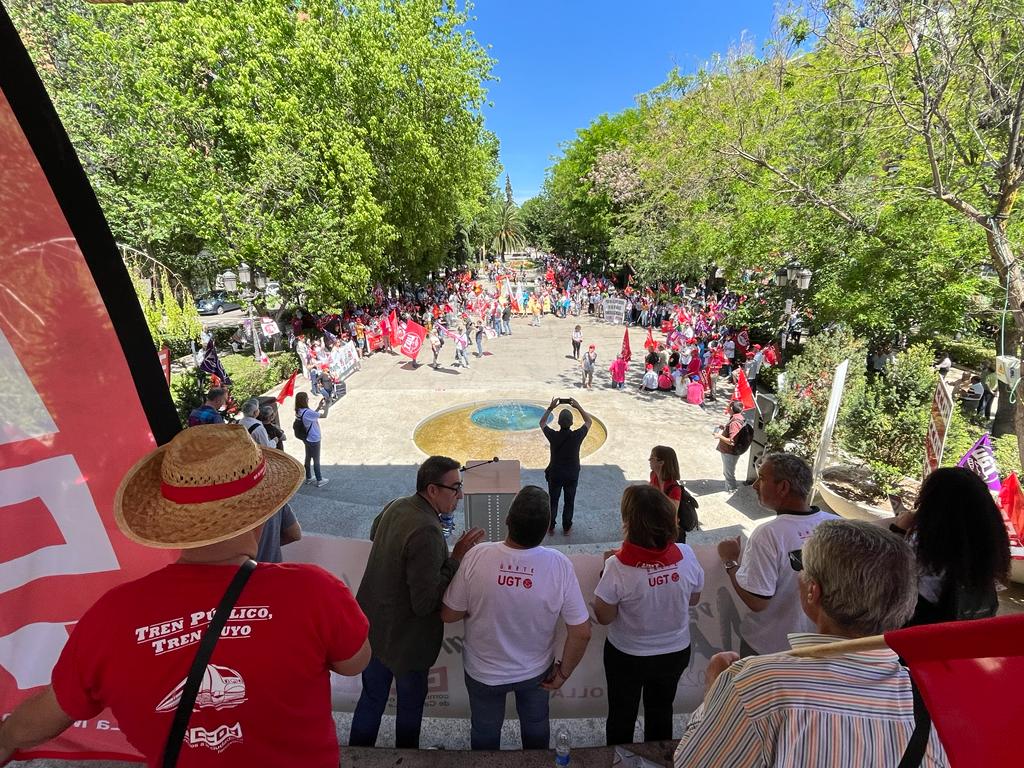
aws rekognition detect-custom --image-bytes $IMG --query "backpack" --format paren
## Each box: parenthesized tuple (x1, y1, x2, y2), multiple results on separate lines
(677, 484, 700, 542)
(731, 419, 754, 455)
(292, 410, 309, 440)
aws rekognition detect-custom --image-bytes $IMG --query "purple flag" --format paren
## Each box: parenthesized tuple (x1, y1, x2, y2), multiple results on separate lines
(957, 433, 1002, 491)
(197, 338, 231, 385)
(322, 327, 338, 346)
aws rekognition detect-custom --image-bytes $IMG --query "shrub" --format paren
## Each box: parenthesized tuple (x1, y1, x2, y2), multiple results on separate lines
(925, 334, 995, 371)
(841, 345, 936, 494)
(942, 408, 1023, 478)
(764, 328, 866, 460)
(169, 351, 299, 427)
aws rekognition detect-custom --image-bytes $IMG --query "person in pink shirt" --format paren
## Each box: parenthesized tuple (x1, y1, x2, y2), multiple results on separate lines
(686, 375, 705, 405)
(609, 354, 627, 389)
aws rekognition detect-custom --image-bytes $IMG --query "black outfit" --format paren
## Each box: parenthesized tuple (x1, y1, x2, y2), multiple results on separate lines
(263, 422, 286, 450)
(604, 639, 691, 745)
(542, 422, 589, 531)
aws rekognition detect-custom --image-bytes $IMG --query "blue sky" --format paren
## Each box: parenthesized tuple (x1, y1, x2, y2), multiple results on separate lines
(467, 1, 777, 202)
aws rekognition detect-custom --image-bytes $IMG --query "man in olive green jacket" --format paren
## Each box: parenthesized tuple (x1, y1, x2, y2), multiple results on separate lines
(349, 456, 485, 748)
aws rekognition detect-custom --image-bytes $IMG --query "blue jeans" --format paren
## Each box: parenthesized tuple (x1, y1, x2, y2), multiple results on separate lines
(721, 451, 739, 490)
(349, 656, 429, 748)
(464, 669, 550, 750)
(502, 319, 511, 335)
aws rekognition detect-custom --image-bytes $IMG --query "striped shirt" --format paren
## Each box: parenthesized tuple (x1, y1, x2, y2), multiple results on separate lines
(674, 633, 949, 767)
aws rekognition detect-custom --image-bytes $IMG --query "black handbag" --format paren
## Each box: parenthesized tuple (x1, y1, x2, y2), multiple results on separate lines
(161, 559, 256, 768)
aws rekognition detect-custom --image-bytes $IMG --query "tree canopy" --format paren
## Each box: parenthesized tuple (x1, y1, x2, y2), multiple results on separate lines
(527, 1, 1024, 349)
(9, 0, 499, 309)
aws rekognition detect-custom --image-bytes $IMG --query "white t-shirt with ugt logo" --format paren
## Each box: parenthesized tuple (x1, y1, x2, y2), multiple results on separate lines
(594, 543, 705, 656)
(443, 542, 589, 686)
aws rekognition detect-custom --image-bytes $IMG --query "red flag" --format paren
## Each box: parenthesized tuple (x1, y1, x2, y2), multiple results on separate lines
(387, 310, 399, 345)
(997, 472, 1024, 557)
(644, 328, 656, 351)
(621, 329, 632, 363)
(731, 369, 756, 410)
(885, 614, 1024, 767)
(400, 319, 426, 359)
(276, 370, 299, 404)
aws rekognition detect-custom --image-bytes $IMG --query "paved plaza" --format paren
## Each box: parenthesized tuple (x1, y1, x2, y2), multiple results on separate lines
(281, 309, 772, 546)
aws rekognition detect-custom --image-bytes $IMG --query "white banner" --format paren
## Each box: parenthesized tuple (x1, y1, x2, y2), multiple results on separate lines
(924, 377, 954, 478)
(810, 359, 850, 498)
(286, 535, 747, 719)
(603, 297, 626, 326)
(335, 341, 360, 381)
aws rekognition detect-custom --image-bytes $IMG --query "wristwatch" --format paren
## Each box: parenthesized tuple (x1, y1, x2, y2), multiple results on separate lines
(722, 559, 739, 571)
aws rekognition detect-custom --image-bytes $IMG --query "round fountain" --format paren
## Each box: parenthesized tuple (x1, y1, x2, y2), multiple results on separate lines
(413, 400, 608, 468)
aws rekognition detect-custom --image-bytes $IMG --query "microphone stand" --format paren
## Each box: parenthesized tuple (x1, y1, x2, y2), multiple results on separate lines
(461, 457, 500, 473)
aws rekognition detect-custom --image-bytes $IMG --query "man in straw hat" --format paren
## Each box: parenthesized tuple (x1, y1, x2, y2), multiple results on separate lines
(0, 424, 370, 765)
(674, 520, 949, 767)
(349, 456, 485, 749)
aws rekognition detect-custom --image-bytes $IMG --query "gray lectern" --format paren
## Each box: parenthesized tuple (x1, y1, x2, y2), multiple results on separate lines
(462, 459, 521, 541)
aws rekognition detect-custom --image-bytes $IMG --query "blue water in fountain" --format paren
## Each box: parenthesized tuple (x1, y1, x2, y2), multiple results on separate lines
(471, 402, 552, 431)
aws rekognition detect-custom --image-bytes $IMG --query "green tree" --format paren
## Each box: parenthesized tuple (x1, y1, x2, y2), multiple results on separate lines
(8, 0, 498, 308)
(490, 200, 526, 257)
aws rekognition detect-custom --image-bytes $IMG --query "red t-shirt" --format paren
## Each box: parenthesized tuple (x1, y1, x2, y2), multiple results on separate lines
(51, 563, 368, 767)
(649, 472, 683, 503)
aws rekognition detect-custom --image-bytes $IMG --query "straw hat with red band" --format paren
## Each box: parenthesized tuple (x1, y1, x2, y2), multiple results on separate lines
(114, 424, 304, 549)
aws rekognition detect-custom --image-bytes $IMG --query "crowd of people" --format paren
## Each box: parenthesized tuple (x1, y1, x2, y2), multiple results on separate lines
(280, 254, 777, 422)
(1, 418, 1010, 765)
(2, 254, 1014, 767)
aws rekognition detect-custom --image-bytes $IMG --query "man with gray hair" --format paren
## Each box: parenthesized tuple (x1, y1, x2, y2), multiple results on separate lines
(676, 520, 949, 766)
(239, 397, 272, 447)
(717, 452, 834, 655)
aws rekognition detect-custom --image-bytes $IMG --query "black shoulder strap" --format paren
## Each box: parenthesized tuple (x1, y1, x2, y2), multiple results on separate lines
(896, 677, 932, 768)
(246, 423, 261, 435)
(162, 559, 257, 768)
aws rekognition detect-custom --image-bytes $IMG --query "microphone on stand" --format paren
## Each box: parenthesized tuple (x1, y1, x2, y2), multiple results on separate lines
(461, 457, 500, 472)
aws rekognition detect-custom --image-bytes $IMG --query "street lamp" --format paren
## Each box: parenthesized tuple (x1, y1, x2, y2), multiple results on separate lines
(773, 261, 814, 363)
(238, 262, 251, 287)
(254, 272, 267, 291)
(221, 270, 238, 292)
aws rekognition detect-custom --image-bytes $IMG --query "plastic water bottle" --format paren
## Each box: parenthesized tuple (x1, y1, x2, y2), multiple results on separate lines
(554, 726, 571, 766)
(439, 513, 455, 540)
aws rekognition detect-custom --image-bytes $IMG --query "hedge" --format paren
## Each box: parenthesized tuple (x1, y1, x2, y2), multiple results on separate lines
(163, 327, 240, 360)
(171, 350, 299, 426)
(926, 334, 996, 372)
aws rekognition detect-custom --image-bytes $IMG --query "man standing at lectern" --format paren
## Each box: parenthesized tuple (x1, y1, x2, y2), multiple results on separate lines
(349, 456, 485, 748)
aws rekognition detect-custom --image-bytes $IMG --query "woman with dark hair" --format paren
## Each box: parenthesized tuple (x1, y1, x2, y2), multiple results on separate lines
(594, 485, 704, 745)
(648, 446, 682, 511)
(294, 392, 327, 487)
(891, 466, 1010, 624)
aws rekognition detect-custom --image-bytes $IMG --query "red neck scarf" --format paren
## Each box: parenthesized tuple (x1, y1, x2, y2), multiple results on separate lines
(616, 540, 683, 568)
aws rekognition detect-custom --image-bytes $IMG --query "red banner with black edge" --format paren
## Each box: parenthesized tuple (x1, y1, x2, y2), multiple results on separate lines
(1, 8, 178, 760)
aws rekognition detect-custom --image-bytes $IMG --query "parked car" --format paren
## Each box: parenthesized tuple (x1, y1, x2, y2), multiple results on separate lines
(195, 291, 242, 315)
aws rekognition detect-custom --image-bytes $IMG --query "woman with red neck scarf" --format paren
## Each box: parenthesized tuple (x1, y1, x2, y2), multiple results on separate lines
(593, 485, 704, 745)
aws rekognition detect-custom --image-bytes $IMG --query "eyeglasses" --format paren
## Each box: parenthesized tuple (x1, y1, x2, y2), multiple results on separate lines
(432, 481, 464, 494)
(788, 549, 804, 572)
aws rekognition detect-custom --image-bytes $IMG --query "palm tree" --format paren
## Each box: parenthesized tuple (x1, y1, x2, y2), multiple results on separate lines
(491, 201, 526, 258)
